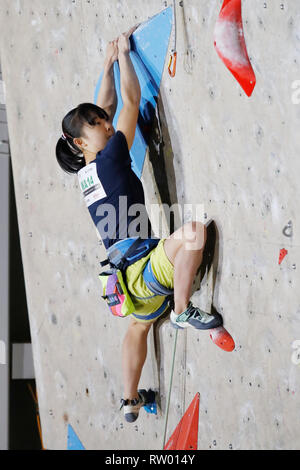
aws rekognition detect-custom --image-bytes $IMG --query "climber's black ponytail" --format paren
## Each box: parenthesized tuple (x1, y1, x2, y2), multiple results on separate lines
(56, 103, 109, 174)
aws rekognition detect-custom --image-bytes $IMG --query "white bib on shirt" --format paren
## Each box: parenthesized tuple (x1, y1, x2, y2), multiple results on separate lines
(77, 162, 107, 207)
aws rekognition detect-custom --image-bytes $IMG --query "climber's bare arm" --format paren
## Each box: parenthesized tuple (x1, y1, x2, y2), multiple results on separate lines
(96, 41, 118, 121)
(116, 25, 141, 150)
(97, 25, 140, 148)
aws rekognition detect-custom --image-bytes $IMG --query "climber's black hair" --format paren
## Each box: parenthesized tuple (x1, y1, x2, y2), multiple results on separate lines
(55, 103, 109, 174)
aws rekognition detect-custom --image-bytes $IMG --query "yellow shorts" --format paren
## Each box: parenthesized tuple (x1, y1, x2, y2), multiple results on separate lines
(124, 238, 174, 324)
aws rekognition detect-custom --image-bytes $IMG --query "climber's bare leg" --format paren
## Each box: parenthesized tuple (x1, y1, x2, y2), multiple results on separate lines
(163, 221, 207, 315)
(122, 318, 152, 400)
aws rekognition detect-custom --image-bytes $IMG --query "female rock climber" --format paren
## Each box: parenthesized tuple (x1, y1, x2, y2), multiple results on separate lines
(55, 25, 222, 423)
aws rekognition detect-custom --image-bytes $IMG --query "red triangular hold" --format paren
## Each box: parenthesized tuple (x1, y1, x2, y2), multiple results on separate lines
(164, 393, 200, 450)
(278, 248, 288, 265)
(214, 0, 256, 97)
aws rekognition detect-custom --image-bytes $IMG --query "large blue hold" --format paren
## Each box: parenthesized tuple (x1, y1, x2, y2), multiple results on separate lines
(94, 7, 173, 179)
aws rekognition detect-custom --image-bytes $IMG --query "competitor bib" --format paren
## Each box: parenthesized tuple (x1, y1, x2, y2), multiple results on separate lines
(77, 162, 107, 207)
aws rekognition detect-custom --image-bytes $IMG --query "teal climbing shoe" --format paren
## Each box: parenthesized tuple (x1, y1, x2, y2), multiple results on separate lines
(170, 301, 223, 330)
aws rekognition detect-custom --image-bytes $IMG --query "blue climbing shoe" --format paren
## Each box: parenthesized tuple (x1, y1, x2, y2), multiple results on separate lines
(170, 301, 223, 330)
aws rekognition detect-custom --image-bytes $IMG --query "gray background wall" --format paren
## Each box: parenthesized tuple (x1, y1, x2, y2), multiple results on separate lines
(0, 0, 299, 450)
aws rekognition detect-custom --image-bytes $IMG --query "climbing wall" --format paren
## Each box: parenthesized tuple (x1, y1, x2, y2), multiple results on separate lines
(1, 0, 300, 450)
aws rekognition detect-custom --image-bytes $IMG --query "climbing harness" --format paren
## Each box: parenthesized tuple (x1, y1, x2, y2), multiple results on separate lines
(100, 237, 160, 271)
(132, 253, 174, 322)
(143, 259, 174, 296)
(168, 0, 177, 77)
(98, 237, 158, 317)
(99, 237, 174, 319)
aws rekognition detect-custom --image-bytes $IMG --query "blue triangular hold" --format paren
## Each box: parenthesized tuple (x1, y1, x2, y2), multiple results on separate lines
(94, 6, 173, 179)
(67, 424, 85, 450)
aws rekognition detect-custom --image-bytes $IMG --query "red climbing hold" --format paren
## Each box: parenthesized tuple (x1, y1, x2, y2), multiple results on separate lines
(209, 326, 235, 352)
(164, 392, 200, 450)
(278, 248, 288, 265)
(214, 0, 256, 97)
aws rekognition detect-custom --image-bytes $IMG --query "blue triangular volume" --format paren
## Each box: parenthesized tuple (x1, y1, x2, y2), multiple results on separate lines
(94, 6, 173, 179)
(67, 424, 85, 450)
